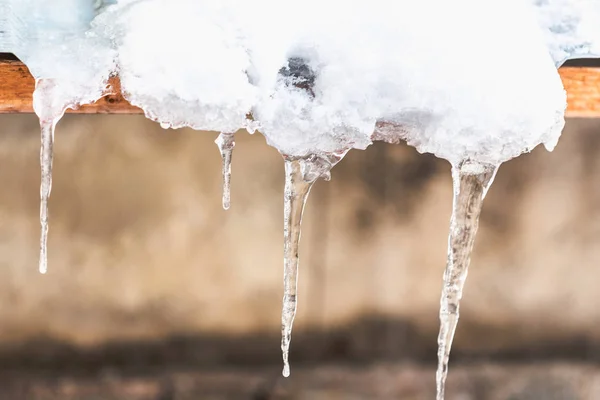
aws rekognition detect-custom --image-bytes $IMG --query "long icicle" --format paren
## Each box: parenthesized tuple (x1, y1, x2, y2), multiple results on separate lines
(436, 160, 498, 400)
(35, 79, 67, 275)
(215, 132, 235, 210)
(281, 155, 334, 377)
(39, 119, 57, 274)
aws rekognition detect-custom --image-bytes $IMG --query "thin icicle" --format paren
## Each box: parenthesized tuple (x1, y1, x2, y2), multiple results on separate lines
(281, 154, 334, 378)
(34, 79, 68, 275)
(215, 132, 235, 210)
(436, 160, 498, 400)
(39, 119, 56, 275)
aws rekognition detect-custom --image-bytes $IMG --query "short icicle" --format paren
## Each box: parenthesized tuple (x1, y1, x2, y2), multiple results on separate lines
(436, 160, 498, 400)
(215, 132, 235, 210)
(34, 79, 68, 275)
(281, 155, 334, 378)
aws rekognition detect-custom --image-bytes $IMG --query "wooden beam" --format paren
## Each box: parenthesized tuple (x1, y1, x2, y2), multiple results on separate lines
(0, 60, 142, 114)
(1, 59, 599, 117)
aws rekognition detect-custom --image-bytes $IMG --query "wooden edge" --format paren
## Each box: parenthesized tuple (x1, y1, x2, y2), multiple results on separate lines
(1, 60, 599, 117)
(0, 60, 142, 114)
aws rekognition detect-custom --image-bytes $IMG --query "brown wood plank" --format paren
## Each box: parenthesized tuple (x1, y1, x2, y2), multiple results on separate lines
(0, 60, 142, 114)
(0, 60, 599, 117)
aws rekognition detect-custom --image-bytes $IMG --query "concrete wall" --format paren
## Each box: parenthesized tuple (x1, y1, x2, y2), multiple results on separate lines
(0, 115, 599, 358)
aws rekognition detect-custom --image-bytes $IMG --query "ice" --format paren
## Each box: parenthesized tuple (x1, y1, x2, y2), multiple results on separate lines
(234, 9, 377, 374)
(89, 6, 370, 375)
(31, 49, 111, 275)
(281, 155, 337, 378)
(88, 0, 567, 380)
(215, 132, 235, 210)
(5, 0, 114, 273)
(91, 0, 257, 210)
(281, 159, 311, 378)
(358, 1, 566, 398)
(35, 80, 64, 275)
(252, 49, 372, 376)
(436, 161, 498, 400)
(532, 0, 600, 66)
(1, 0, 582, 386)
(243, 16, 382, 369)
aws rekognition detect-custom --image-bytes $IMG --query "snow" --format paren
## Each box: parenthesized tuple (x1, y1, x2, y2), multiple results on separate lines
(533, 0, 600, 66)
(369, 0, 567, 166)
(0, 1, 14, 52)
(9, 0, 114, 115)
(2, 0, 579, 165)
(94, 0, 255, 133)
(4, 0, 115, 274)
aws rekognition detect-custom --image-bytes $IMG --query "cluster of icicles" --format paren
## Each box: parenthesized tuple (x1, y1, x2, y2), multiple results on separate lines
(5, 0, 600, 398)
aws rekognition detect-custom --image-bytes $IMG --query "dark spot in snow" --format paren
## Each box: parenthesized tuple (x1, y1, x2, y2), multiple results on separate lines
(278, 57, 316, 97)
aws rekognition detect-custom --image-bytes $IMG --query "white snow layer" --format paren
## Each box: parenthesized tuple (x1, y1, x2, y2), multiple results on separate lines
(533, 0, 600, 66)
(8, 0, 114, 115)
(370, 0, 567, 165)
(94, 0, 257, 133)
(5, 0, 599, 162)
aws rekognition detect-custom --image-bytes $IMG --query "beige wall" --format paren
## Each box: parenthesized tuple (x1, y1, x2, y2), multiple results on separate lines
(0, 115, 599, 354)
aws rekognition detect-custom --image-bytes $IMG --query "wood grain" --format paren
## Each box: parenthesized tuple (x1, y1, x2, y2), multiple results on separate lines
(1, 60, 599, 117)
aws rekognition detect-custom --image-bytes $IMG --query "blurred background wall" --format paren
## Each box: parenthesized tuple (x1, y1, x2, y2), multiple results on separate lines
(0, 115, 600, 398)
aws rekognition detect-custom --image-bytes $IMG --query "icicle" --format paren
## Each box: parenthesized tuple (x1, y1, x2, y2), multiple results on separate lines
(39, 119, 55, 275)
(215, 132, 235, 210)
(281, 154, 334, 378)
(435, 160, 498, 399)
(34, 79, 68, 275)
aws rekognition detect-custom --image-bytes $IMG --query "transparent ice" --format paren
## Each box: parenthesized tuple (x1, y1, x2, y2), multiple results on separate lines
(258, 54, 369, 376)
(215, 132, 235, 210)
(3, 0, 114, 273)
(281, 154, 339, 377)
(366, 1, 567, 398)
(436, 161, 498, 400)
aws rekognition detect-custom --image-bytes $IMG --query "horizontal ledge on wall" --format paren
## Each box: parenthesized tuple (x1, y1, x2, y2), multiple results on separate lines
(0, 60, 599, 118)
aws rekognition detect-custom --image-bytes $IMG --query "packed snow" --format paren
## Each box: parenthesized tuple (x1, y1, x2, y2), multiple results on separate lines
(533, 0, 600, 66)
